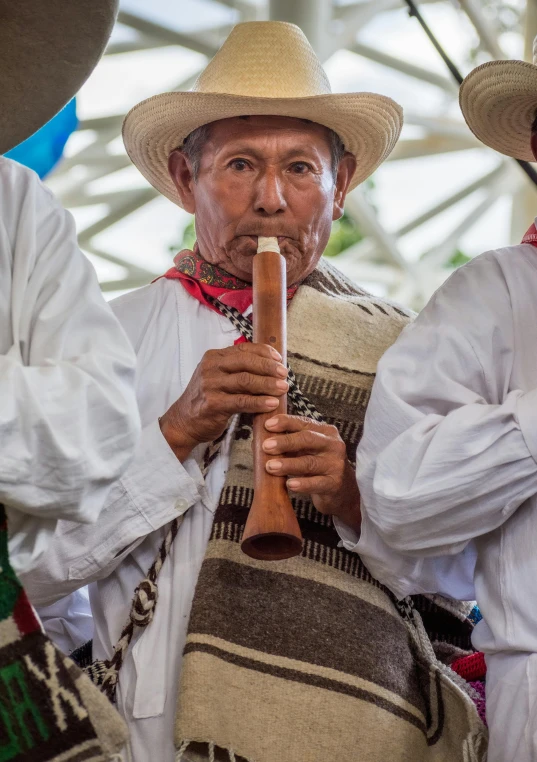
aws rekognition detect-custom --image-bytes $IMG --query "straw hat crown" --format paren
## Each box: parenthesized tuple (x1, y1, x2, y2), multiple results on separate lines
(459, 34, 537, 161)
(193, 22, 331, 98)
(123, 21, 404, 206)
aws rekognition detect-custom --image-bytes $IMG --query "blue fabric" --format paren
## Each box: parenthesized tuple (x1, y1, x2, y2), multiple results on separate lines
(469, 605, 482, 626)
(4, 99, 78, 179)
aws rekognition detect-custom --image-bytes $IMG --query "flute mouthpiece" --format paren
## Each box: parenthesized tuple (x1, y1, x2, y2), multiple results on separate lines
(257, 236, 280, 254)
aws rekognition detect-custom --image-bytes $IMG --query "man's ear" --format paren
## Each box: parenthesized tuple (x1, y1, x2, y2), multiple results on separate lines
(332, 152, 357, 221)
(168, 150, 196, 213)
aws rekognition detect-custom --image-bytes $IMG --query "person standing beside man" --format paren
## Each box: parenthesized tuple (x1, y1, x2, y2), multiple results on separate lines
(0, 3, 140, 759)
(356, 38, 537, 762)
(0, 0, 140, 576)
(23, 21, 486, 762)
(0, 159, 140, 573)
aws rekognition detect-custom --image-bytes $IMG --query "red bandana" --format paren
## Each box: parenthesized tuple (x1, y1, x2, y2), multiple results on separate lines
(162, 244, 298, 316)
(522, 222, 537, 246)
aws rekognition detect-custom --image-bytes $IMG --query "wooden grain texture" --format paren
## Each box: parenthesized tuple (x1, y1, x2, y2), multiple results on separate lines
(241, 250, 303, 560)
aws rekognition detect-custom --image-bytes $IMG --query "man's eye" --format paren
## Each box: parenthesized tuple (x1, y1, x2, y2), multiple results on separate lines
(229, 159, 250, 171)
(290, 162, 311, 174)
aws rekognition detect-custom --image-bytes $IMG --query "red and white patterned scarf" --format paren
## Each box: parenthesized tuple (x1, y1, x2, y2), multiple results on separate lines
(163, 243, 298, 317)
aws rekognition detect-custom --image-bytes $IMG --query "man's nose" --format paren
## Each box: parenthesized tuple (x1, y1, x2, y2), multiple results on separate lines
(253, 170, 287, 215)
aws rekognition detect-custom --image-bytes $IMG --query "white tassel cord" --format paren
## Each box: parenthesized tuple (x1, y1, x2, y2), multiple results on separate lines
(175, 741, 241, 762)
(176, 739, 190, 761)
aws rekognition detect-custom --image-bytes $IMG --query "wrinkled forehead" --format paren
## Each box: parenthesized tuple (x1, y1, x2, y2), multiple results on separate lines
(204, 115, 335, 149)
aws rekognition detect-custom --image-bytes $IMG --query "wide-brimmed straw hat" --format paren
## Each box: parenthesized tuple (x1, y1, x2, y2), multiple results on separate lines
(459, 36, 537, 161)
(122, 21, 403, 206)
(0, 0, 118, 154)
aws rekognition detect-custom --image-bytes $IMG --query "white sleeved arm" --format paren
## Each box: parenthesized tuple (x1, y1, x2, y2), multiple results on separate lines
(21, 419, 205, 607)
(355, 253, 537, 597)
(37, 589, 94, 654)
(0, 161, 140, 573)
(334, 514, 477, 601)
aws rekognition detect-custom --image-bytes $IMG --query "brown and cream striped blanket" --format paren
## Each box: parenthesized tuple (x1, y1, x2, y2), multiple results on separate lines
(175, 261, 488, 762)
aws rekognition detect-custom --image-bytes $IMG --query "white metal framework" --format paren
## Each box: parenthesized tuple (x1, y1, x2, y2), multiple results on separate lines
(45, 0, 535, 309)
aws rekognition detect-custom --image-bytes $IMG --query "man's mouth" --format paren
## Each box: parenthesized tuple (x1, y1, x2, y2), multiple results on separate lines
(242, 234, 288, 245)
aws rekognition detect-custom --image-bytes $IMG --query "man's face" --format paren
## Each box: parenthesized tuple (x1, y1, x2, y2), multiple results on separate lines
(169, 116, 356, 284)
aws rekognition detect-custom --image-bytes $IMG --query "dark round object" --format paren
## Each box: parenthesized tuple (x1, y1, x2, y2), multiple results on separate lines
(0, 0, 118, 153)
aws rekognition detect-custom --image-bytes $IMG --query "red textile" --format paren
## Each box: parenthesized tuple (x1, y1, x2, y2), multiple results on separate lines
(12, 588, 41, 636)
(522, 222, 537, 245)
(451, 651, 487, 682)
(162, 245, 297, 317)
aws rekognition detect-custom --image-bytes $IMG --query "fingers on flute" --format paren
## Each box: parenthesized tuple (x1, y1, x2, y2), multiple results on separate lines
(265, 414, 321, 432)
(221, 372, 288, 396)
(287, 475, 337, 495)
(219, 350, 287, 379)
(222, 394, 281, 414)
(235, 342, 282, 361)
(266, 453, 325, 477)
(263, 429, 325, 455)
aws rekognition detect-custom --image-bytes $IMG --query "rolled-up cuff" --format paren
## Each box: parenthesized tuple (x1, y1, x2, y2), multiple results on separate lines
(121, 419, 203, 530)
(517, 388, 537, 464)
(354, 512, 427, 600)
(333, 516, 360, 551)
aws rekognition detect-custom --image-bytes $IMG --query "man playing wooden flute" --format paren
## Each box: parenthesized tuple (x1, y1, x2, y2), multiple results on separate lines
(356, 37, 537, 762)
(23, 21, 486, 762)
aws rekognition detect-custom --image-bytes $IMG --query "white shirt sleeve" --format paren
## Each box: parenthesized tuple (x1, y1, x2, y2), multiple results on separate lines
(334, 514, 477, 601)
(36, 589, 94, 654)
(21, 419, 205, 607)
(355, 252, 537, 598)
(0, 160, 141, 573)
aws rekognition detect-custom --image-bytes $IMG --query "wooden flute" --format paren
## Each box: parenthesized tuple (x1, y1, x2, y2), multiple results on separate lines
(240, 236, 303, 561)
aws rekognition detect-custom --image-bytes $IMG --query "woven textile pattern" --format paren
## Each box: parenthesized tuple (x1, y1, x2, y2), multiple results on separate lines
(174, 259, 488, 762)
(0, 504, 127, 761)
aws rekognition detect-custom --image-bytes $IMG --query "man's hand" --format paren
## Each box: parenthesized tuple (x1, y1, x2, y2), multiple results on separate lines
(262, 415, 361, 532)
(159, 343, 288, 462)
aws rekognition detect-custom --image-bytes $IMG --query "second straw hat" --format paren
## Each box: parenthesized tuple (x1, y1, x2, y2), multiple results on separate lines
(459, 36, 537, 161)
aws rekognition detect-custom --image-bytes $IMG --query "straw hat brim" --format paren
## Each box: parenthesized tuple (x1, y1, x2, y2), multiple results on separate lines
(122, 91, 403, 206)
(459, 59, 537, 161)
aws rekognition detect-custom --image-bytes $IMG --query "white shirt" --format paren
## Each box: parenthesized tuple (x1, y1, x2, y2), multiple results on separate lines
(0, 157, 140, 574)
(23, 276, 422, 762)
(24, 279, 242, 762)
(356, 240, 537, 656)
